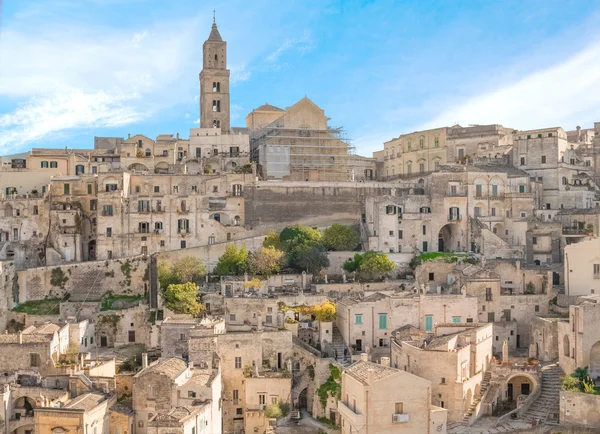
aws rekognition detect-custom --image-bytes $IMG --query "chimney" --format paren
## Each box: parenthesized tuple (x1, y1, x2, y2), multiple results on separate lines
(18, 331, 23, 344)
(176, 133, 180, 139)
(142, 353, 148, 369)
(380, 357, 390, 367)
(360, 353, 368, 362)
(128, 133, 131, 139)
(189, 361, 194, 370)
(367, 369, 375, 386)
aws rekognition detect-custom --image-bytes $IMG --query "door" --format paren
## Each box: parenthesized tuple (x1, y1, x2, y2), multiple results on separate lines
(553, 272, 560, 285)
(100, 336, 107, 347)
(438, 235, 444, 252)
(521, 383, 530, 395)
(277, 352, 282, 370)
(516, 335, 521, 348)
(425, 315, 433, 332)
(128, 330, 135, 342)
(329, 409, 336, 424)
(507, 384, 513, 401)
(355, 339, 362, 352)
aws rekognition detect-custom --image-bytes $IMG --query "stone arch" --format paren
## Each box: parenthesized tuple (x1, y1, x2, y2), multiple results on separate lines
(128, 163, 149, 172)
(154, 161, 170, 174)
(4, 203, 13, 217)
(589, 341, 600, 378)
(493, 223, 504, 237)
(506, 373, 536, 402)
(474, 201, 487, 218)
(438, 223, 462, 252)
(563, 335, 570, 357)
(465, 388, 473, 411)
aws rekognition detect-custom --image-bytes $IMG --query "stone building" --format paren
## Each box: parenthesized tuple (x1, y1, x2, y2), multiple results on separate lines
(336, 292, 479, 361)
(558, 299, 600, 378)
(160, 315, 225, 362)
(338, 355, 447, 434)
(445, 124, 514, 164)
(216, 330, 292, 434)
(391, 323, 493, 423)
(564, 236, 600, 297)
(132, 356, 221, 434)
(248, 97, 375, 181)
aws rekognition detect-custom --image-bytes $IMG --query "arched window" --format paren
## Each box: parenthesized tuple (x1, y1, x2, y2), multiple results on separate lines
(234, 216, 241, 226)
(434, 136, 439, 147)
(41, 161, 49, 168)
(213, 213, 221, 222)
(213, 120, 218, 128)
(212, 100, 217, 112)
(75, 165, 84, 175)
(214, 54, 218, 61)
(562, 177, 568, 185)
(213, 82, 217, 91)
(145, 148, 151, 157)
(407, 140, 412, 151)
(216, 100, 221, 112)
(216, 82, 220, 92)
(419, 137, 424, 149)
(50, 161, 58, 168)
(407, 163, 412, 175)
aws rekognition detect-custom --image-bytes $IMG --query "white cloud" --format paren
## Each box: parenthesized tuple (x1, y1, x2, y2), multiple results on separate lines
(423, 41, 600, 131)
(0, 12, 200, 152)
(231, 65, 251, 84)
(230, 104, 244, 121)
(265, 30, 315, 62)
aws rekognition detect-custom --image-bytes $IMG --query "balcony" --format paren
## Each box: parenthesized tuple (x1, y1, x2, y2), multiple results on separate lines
(153, 207, 165, 213)
(338, 401, 364, 427)
(563, 227, 588, 235)
(446, 191, 467, 197)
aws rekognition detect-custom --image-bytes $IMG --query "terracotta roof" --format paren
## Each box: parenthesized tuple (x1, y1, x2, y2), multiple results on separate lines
(63, 392, 106, 411)
(344, 360, 398, 385)
(136, 357, 187, 379)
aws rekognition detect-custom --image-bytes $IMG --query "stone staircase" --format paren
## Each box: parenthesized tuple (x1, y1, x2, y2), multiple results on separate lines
(462, 370, 492, 424)
(330, 323, 351, 366)
(519, 362, 563, 425)
(68, 269, 106, 302)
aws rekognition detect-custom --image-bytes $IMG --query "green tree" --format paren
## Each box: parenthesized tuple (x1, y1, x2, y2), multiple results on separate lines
(248, 247, 285, 276)
(280, 225, 323, 253)
(322, 224, 360, 251)
(343, 253, 363, 273)
(263, 230, 282, 250)
(164, 282, 203, 316)
(358, 251, 396, 279)
(295, 245, 330, 275)
(216, 245, 249, 275)
(172, 256, 206, 284)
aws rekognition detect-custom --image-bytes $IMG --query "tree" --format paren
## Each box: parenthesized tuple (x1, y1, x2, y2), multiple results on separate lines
(164, 282, 203, 316)
(323, 224, 360, 251)
(313, 301, 336, 322)
(295, 245, 330, 275)
(343, 253, 363, 273)
(216, 245, 248, 275)
(279, 225, 323, 253)
(358, 251, 396, 279)
(263, 230, 282, 250)
(158, 257, 206, 291)
(248, 247, 285, 276)
(172, 256, 206, 284)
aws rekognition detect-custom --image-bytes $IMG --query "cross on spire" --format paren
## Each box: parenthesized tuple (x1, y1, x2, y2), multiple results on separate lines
(213, 10, 216, 24)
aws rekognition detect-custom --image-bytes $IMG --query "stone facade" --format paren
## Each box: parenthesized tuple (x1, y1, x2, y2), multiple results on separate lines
(558, 300, 600, 378)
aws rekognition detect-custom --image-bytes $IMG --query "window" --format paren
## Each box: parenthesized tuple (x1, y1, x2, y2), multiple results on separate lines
(519, 185, 526, 193)
(389, 230, 394, 236)
(434, 136, 439, 147)
(422, 225, 426, 235)
(102, 205, 113, 216)
(208, 236, 215, 245)
(181, 240, 186, 249)
(429, 272, 434, 281)
(355, 314, 362, 325)
(485, 287, 492, 301)
(452, 316, 461, 323)
(398, 230, 403, 239)
(475, 184, 482, 197)
(532, 236, 537, 245)
(259, 394, 266, 406)
(386, 205, 396, 215)
(233, 389, 239, 404)
(105, 183, 118, 192)
(64, 184, 70, 195)
(537, 133, 542, 138)
(378, 313, 387, 330)
(548, 132, 553, 137)
(128, 330, 135, 342)
(541, 156, 546, 164)
(407, 140, 412, 151)
(491, 207, 496, 217)
(535, 305, 540, 312)
(419, 163, 425, 174)
(76, 165, 85, 175)
(449, 206, 460, 221)
(520, 212, 527, 218)
(491, 184, 498, 196)
(91, 166, 97, 174)
(106, 228, 112, 237)
(434, 160, 440, 170)
(236, 408, 243, 415)
(441, 377, 446, 384)
(407, 163, 412, 175)
(138, 200, 150, 213)
(594, 264, 600, 279)
(235, 357, 242, 369)
(154, 186, 160, 193)
(520, 157, 525, 166)
(422, 241, 428, 252)
(266, 315, 272, 324)
(466, 318, 473, 323)
(50, 161, 58, 168)
(419, 137, 424, 149)
(178, 219, 189, 233)
(424, 315, 433, 331)
(230, 314, 236, 321)
(33, 206, 38, 215)
(30, 353, 41, 367)
(41, 161, 49, 168)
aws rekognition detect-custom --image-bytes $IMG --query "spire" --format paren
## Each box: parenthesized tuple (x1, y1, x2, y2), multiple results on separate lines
(207, 12, 222, 42)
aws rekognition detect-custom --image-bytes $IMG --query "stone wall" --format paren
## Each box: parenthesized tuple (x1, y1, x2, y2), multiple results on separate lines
(560, 390, 600, 428)
(244, 182, 393, 229)
(0, 260, 17, 331)
(16, 256, 149, 303)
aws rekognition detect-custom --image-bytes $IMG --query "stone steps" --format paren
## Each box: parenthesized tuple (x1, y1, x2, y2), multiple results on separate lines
(519, 361, 563, 425)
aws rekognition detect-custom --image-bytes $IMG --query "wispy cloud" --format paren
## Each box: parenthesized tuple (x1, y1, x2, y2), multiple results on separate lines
(265, 30, 315, 62)
(423, 41, 600, 131)
(231, 65, 251, 84)
(0, 9, 200, 152)
(230, 104, 244, 121)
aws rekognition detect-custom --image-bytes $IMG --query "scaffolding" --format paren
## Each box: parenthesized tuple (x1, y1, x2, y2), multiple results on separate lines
(251, 124, 372, 181)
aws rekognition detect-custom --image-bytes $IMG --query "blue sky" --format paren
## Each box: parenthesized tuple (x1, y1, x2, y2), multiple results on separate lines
(1, 0, 600, 156)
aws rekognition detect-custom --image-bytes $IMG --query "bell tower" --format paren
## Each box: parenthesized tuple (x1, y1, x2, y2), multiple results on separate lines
(199, 14, 230, 131)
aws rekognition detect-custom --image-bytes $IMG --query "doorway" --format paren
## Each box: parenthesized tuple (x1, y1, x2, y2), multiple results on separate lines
(355, 339, 362, 352)
(507, 384, 513, 401)
(100, 336, 107, 347)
